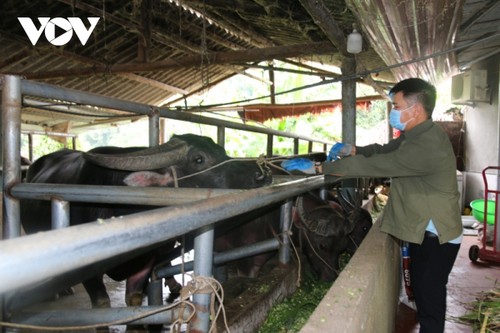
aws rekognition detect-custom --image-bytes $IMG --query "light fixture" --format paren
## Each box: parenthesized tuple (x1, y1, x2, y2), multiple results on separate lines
(347, 24, 363, 54)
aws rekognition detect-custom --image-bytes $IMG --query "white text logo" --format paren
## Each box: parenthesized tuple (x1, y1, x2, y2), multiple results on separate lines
(18, 17, 100, 46)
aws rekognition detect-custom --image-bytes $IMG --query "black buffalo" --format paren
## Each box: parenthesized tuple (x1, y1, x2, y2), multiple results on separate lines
(20, 134, 272, 308)
(292, 193, 372, 281)
(207, 159, 373, 283)
(127, 159, 372, 284)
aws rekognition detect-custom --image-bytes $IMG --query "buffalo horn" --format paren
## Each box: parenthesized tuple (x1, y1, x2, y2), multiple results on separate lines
(297, 196, 337, 237)
(83, 137, 189, 171)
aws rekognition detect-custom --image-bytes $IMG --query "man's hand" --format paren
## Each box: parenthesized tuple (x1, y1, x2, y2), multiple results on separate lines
(327, 143, 353, 161)
(281, 158, 315, 174)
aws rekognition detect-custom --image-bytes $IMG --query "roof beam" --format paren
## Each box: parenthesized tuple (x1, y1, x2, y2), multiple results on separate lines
(298, 0, 349, 57)
(119, 73, 189, 95)
(16, 41, 337, 80)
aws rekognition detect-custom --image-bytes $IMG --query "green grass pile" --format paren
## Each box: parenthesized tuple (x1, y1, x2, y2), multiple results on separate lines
(258, 253, 352, 333)
(458, 286, 499, 333)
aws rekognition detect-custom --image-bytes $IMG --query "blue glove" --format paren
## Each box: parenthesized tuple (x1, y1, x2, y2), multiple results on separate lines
(327, 143, 353, 161)
(281, 158, 315, 174)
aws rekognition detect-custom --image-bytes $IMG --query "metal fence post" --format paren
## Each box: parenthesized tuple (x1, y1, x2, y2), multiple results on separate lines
(51, 199, 70, 230)
(191, 225, 214, 333)
(279, 200, 293, 265)
(149, 108, 160, 147)
(2, 75, 22, 239)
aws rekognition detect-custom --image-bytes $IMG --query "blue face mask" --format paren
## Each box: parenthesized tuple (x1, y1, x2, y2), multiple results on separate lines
(389, 105, 414, 131)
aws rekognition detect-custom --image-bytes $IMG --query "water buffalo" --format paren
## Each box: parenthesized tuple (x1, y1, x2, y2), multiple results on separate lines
(209, 192, 372, 283)
(293, 193, 372, 281)
(20, 133, 272, 309)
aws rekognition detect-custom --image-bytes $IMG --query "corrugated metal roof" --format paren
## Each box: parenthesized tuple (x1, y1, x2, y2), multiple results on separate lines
(0, 0, 497, 134)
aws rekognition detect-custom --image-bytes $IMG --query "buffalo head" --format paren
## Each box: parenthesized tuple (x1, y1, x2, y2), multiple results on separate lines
(83, 134, 272, 189)
(293, 195, 372, 281)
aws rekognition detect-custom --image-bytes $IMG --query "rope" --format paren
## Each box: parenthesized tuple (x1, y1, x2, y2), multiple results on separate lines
(0, 276, 229, 333)
(171, 152, 320, 183)
(174, 274, 231, 333)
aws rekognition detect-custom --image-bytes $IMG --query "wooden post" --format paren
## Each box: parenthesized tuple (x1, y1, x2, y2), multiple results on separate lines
(341, 56, 357, 145)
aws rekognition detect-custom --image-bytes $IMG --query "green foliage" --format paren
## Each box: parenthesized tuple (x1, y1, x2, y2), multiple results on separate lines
(458, 287, 499, 333)
(257, 273, 332, 333)
(356, 100, 387, 129)
(258, 252, 352, 333)
(21, 134, 65, 161)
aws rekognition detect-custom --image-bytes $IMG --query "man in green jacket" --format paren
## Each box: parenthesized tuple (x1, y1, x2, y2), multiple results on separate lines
(283, 78, 463, 333)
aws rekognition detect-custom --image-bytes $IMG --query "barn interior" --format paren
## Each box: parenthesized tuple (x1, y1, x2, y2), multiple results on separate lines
(1, 1, 500, 333)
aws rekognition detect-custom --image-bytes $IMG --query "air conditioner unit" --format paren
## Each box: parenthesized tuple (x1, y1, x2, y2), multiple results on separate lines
(451, 70, 489, 104)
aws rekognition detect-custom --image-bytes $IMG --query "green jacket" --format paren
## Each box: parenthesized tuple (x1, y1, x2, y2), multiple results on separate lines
(322, 120, 462, 244)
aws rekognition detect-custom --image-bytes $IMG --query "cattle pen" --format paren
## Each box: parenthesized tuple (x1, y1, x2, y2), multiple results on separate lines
(0, 75, 400, 333)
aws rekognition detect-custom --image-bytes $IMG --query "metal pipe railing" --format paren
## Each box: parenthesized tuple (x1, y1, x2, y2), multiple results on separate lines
(155, 238, 280, 278)
(1, 75, 337, 332)
(20, 79, 333, 147)
(10, 176, 306, 205)
(0, 176, 330, 294)
(1, 75, 22, 239)
(11, 183, 241, 205)
(11, 305, 192, 326)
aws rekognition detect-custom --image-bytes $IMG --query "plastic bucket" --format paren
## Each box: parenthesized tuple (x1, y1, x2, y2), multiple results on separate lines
(470, 199, 496, 225)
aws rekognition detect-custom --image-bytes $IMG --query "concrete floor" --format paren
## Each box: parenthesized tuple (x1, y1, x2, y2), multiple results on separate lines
(394, 234, 500, 333)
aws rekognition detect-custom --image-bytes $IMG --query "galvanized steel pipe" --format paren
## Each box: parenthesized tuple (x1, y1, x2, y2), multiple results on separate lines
(0, 176, 329, 294)
(279, 200, 293, 265)
(155, 238, 280, 278)
(20, 80, 333, 146)
(51, 199, 70, 229)
(11, 305, 192, 326)
(11, 183, 239, 206)
(1, 75, 22, 239)
(191, 225, 214, 332)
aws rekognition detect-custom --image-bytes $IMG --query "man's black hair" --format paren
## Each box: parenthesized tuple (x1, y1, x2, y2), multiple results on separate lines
(389, 78, 437, 118)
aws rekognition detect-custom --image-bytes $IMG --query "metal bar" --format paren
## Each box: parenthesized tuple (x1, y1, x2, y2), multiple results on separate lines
(21, 129, 77, 138)
(148, 279, 163, 306)
(217, 125, 225, 147)
(51, 199, 70, 229)
(0, 176, 333, 294)
(149, 109, 160, 147)
(191, 225, 214, 332)
(267, 134, 273, 157)
(279, 200, 293, 265)
(28, 133, 33, 161)
(11, 183, 240, 205)
(11, 305, 192, 326)
(155, 238, 280, 278)
(20, 80, 333, 146)
(2, 75, 22, 239)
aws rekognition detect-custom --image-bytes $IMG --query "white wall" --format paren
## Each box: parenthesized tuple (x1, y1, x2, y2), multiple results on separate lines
(462, 55, 500, 205)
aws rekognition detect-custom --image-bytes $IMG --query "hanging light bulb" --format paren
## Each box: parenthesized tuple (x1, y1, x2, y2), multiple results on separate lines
(347, 24, 363, 54)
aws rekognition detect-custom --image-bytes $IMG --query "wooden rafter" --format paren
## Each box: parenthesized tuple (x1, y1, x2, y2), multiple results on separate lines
(17, 41, 338, 80)
(299, 0, 349, 57)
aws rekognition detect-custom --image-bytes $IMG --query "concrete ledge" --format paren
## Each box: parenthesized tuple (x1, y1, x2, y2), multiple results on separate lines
(299, 223, 400, 333)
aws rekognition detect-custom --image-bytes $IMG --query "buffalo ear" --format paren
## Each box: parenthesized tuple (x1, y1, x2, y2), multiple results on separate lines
(124, 171, 173, 187)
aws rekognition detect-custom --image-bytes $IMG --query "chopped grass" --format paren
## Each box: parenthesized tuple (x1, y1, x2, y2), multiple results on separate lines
(257, 253, 351, 333)
(458, 285, 499, 333)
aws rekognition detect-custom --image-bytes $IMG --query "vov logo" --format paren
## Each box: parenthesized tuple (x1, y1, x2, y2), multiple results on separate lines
(18, 17, 100, 46)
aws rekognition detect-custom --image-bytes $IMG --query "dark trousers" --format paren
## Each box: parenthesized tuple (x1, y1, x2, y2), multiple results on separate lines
(409, 232, 460, 333)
